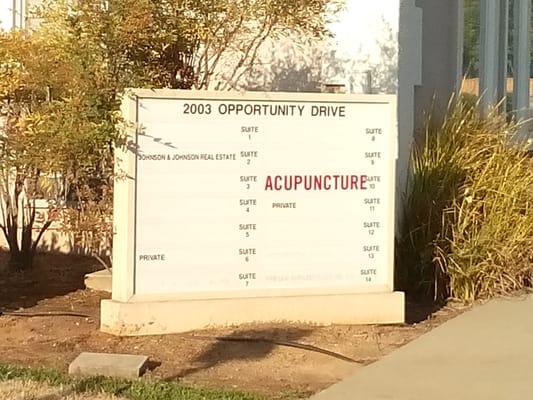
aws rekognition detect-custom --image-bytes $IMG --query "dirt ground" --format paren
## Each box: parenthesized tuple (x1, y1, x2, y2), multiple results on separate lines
(0, 253, 467, 398)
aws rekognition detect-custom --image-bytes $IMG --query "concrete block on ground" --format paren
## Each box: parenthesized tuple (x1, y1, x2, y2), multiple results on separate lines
(68, 352, 148, 380)
(84, 269, 112, 293)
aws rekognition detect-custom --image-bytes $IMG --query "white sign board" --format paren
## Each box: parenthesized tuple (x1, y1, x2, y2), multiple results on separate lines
(120, 90, 397, 298)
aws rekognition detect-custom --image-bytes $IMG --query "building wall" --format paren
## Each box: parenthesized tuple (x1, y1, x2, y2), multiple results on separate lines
(0, 0, 42, 31)
(397, 0, 462, 226)
(397, 0, 422, 227)
(0, 1, 14, 30)
(414, 0, 463, 130)
(0, 0, 25, 30)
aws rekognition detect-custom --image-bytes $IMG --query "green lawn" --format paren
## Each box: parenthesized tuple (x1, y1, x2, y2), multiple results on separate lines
(0, 363, 270, 400)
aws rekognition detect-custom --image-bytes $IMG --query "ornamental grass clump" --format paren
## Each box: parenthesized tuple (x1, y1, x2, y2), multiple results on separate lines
(398, 98, 533, 302)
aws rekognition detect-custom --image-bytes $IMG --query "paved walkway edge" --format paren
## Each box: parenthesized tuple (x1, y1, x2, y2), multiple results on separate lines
(311, 296, 533, 400)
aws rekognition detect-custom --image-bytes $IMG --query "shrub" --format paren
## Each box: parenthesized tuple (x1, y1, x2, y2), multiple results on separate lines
(397, 98, 533, 302)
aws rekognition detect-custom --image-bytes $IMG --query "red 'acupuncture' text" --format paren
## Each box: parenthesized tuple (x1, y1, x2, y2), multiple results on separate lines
(264, 175, 368, 191)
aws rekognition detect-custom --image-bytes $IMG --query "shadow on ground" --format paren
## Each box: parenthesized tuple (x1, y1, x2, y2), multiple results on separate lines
(0, 250, 102, 310)
(0, 248, 446, 326)
(164, 327, 314, 380)
(405, 301, 445, 324)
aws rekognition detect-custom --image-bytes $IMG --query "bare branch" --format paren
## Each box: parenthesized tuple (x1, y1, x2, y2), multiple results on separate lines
(31, 219, 53, 255)
(220, 16, 276, 90)
(94, 254, 112, 273)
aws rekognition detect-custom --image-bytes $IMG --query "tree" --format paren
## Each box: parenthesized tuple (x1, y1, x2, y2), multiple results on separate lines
(37, 0, 341, 90)
(0, 0, 338, 270)
(0, 30, 94, 269)
(179, 0, 342, 89)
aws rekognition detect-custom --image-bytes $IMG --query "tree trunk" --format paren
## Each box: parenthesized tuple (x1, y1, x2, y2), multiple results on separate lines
(2, 203, 52, 272)
(8, 247, 34, 271)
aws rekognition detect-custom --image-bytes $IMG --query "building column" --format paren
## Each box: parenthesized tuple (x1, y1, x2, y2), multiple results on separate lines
(479, 0, 508, 114)
(456, 0, 465, 93)
(513, 0, 531, 141)
(11, 0, 17, 29)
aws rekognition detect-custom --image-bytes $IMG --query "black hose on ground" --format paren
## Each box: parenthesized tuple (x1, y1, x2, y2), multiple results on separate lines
(0, 310, 92, 318)
(0, 309, 359, 363)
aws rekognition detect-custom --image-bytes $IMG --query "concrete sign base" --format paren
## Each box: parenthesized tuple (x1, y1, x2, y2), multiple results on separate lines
(101, 291, 404, 336)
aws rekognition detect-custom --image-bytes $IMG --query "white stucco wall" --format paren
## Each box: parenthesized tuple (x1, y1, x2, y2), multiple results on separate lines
(0, 0, 43, 31)
(0, 2, 14, 30)
(0, 0, 26, 31)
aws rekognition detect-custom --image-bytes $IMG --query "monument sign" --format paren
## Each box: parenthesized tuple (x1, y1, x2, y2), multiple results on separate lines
(101, 90, 404, 335)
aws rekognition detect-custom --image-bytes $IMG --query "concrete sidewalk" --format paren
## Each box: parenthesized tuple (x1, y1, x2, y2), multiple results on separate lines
(311, 296, 533, 400)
